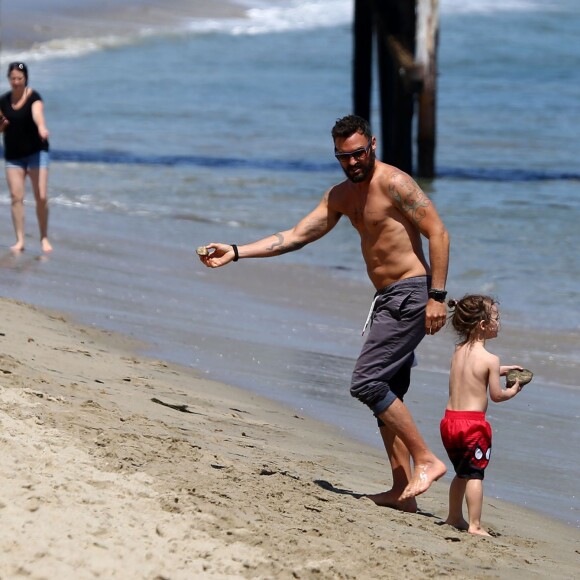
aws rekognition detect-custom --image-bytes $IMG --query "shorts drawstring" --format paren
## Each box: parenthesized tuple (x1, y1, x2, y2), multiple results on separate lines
(362, 276, 431, 336)
(362, 294, 379, 336)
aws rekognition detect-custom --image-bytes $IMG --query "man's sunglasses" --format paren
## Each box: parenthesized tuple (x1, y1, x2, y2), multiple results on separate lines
(334, 139, 372, 162)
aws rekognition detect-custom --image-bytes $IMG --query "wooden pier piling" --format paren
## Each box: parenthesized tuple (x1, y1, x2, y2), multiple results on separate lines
(353, 0, 439, 178)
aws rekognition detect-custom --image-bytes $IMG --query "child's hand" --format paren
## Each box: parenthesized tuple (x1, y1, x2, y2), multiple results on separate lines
(508, 378, 522, 393)
(500, 364, 523, 376)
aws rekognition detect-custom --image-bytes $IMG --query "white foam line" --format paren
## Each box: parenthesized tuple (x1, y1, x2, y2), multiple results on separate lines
(0, 0, 555, 65)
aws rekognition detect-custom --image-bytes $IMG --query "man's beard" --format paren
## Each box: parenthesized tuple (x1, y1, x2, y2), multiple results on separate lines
(344, 152, 375, 183)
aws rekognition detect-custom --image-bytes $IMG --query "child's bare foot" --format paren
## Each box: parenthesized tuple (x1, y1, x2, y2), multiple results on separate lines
(445, 517, 469, 531)
(398, 458, 447, 500)
(41, 238, 53, 253)
(10, 241, 25, 253)
(366, 489, 418, 513)
(468, 526, 491, 537)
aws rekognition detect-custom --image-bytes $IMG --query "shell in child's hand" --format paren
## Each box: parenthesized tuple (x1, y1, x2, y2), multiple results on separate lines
(506, 368, 533, 387)
(196, 246, 209, 256)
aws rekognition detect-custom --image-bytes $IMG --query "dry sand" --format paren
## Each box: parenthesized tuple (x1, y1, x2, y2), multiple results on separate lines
(0, 296, 578, 579)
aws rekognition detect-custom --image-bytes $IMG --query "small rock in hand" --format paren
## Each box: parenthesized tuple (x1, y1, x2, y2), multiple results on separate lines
(506, 368, 533, 387)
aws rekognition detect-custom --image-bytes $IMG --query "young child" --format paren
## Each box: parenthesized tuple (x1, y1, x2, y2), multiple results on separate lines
(440, 294, 524, 536)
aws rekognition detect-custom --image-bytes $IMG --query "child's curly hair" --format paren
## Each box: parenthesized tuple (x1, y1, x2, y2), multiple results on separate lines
(447, 294, 497, 343)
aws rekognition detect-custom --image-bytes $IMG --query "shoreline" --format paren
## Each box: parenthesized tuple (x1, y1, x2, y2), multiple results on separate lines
(1, 296, 578, 577)
(0, 201, 578, 527)
(0, 0, 247, 51)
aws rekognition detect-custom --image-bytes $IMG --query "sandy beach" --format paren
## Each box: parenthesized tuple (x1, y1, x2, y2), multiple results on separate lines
(1, 297, 578, 579)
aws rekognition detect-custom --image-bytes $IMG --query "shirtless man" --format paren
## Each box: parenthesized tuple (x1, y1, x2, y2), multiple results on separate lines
(199, 115, 449, 506)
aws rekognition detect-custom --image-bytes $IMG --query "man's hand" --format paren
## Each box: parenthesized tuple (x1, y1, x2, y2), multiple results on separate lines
(425, 299, 447, 335)
(197, 243, 236, 268)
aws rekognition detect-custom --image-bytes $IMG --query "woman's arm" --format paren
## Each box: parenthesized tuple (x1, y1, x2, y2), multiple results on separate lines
(31, 99, 49, 140)
(0, 109, 8, 134)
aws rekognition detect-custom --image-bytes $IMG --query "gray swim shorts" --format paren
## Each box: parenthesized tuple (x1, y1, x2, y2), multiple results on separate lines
(350, 276, 428, 422)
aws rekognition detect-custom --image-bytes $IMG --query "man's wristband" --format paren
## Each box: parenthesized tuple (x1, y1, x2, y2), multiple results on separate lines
(428, 288, 447, 302)
(231, 244, 239, 262)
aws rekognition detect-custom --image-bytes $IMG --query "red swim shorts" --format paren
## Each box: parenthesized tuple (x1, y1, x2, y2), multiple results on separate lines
(440, 410, 492, 480)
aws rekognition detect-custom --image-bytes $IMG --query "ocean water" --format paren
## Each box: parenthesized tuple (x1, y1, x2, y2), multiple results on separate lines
(0, 0, 578, 527)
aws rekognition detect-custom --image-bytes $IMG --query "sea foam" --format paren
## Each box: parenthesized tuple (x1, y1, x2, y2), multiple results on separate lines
(0, 0, 555, 65)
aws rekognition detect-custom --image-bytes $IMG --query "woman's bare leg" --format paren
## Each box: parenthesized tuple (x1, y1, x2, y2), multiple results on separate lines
(6, 167, 27, 251)
(28, 166, 52, 252)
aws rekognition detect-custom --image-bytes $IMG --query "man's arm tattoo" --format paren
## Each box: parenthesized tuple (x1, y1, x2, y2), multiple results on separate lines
(267, 233, 306, 255)
(267, 216, 327, 255)
(390, 174, 430, 225)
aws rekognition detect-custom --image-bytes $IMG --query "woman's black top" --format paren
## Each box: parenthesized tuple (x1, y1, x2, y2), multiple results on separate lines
(0, 90, 49, 160)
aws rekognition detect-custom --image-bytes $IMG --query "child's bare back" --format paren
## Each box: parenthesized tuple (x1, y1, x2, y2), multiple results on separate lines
(448, 342, 500, 413)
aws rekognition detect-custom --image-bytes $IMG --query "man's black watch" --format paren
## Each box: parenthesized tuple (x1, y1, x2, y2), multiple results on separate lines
(428, 288, 447, 303)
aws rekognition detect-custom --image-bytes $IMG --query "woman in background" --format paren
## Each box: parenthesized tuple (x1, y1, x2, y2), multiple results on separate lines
(0, 62, 52, 253)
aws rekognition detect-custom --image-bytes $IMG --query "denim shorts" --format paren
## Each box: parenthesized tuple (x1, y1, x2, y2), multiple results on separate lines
(5, 150, 50, 170)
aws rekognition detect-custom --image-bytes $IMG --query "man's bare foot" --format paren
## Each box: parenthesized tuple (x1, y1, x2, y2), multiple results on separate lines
(10, 242, 25, 253)
(468, 526, 491, 537)
(366, 489, 418, 513)
(41, 238, 53, 253)
(398, 458, 447, 500)
(445, 517, 469, 531)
